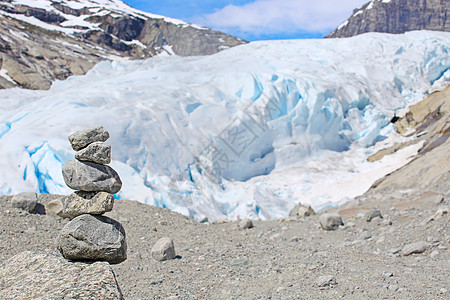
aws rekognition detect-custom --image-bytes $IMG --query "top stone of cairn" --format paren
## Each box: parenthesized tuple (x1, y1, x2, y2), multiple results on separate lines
(69, 126, 110, 151)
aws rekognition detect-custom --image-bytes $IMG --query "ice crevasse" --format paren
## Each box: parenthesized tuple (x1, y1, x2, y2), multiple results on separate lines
(0, 31, 449, 221)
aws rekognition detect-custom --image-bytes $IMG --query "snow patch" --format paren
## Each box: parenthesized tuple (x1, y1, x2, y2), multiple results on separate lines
(0, 69, 15, 83)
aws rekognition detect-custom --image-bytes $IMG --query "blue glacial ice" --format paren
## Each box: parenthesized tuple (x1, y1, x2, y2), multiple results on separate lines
(0, 31, 449, 221)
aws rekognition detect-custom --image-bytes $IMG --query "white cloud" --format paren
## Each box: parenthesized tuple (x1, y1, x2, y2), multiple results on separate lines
(197, 0, 369, 36)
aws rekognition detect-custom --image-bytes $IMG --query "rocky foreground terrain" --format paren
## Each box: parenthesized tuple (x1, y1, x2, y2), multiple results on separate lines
(0, 88, 449, 299)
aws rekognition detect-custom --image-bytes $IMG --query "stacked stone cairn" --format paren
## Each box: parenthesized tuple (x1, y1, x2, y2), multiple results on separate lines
(57, 125, 127, 264)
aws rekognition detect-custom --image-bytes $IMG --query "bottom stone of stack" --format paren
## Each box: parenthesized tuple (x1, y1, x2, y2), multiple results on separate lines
(57, 214, 127, 264)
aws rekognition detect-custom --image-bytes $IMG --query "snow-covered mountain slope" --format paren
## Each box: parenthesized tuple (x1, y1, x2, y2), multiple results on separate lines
(1, 31, 449, 221)
(0, 0, 245, 89)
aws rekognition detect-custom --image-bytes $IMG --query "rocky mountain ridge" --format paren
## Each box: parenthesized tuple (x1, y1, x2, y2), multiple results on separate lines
(326, 0, 449, 38)
(0, 0, 245, 89)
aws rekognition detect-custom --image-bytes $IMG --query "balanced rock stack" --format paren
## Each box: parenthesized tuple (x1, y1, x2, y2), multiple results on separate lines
(57, 125, 127, 264)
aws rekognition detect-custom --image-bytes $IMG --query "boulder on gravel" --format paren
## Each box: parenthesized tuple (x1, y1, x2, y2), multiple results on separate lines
(401, 241, 430, 256)
(11, 192, 37, 212)
(239, 218, 254, 229)
(151, 237, 176, 261)
(62, 160, 122, 194)
(0, 251, 123, 299)
(57, 214, 127, 264)
(319, 213, 343, 231)
(68, 125, 110, 151)
(365, 208, 383, 222)
(289, 203, 315, 218)
(75, 141, 111, 164)
(63, 191, 114, 219)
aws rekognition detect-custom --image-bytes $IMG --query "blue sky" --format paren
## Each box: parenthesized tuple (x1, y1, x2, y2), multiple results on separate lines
(123, 0, 369, 41)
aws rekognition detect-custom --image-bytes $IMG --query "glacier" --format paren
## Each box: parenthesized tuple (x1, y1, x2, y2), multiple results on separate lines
(0, 31, 449, 221)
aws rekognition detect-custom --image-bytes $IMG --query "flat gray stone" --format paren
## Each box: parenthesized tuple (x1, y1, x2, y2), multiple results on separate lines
(57, 214, 127, 264)
(63, 191, 114, 219)
(319, 213, 343, 231)
(75, 142, 111, 164)
(11, 192, 37, 212)
(401, 241, 430, 256)
(0, 251, 123, 299)
(69, 125, 109, 151)
(151, 237, 176, 261)
(62, 160, 122, 194)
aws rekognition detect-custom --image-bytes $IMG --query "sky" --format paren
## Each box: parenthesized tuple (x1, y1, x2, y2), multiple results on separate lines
(123, 0, 369, 41)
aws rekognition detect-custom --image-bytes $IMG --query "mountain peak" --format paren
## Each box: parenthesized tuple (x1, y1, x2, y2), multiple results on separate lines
(0, 0, 246, 89)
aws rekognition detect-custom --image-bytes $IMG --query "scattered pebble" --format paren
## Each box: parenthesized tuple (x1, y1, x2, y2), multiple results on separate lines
(365, 208, 383, 222)
(316, 275, 336, 288)
(388, 284, 399, 291)
(239, 219, 254, 229)
(319, 213, 343, 231)
(401, 241, 430, 256)
(151, 237, 176, 261)
(11, 192, 37, 213)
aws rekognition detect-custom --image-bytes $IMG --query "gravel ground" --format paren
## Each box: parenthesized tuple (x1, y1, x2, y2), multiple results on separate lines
(0, 188, 448, 299)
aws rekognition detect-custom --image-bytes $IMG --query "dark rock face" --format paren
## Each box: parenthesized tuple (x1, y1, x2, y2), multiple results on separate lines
(326, 0, 450, 38)
(0, 0, 246, 90)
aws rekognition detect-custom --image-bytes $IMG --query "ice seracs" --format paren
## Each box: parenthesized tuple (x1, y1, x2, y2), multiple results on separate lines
(0, 31, 449, 221)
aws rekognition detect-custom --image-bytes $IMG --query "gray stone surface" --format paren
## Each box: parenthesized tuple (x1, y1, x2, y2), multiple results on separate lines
(75, 141, 111, 164)
(68, 125, 110, 151)
(151, 237, 176, 262)
(319, 213, 343, 231)
(57, 214, 127, 264)
(0, 251, 123, 299)
(401, 241, 430, 256)
(365, 208, 383, 222)
(63, 191, 114, 219)
(239, 218, 254, 229)
(11, 192, 37, 212)
(62, 160, 122, 194)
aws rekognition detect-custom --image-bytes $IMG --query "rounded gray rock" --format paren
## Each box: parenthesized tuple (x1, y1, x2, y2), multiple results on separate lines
(239, 218, 254, 229)
(75, 142, 111, 165)
(62, 160, 122, 194)
(62, 191, 114, 219)
(151, 237, 176, 261)
(365, 208, 383, 222)
(11, 192, 37, 212)
(57, 214, 127, 264)
(319, 213, 343, 231)
(68, 125, 110, 151)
